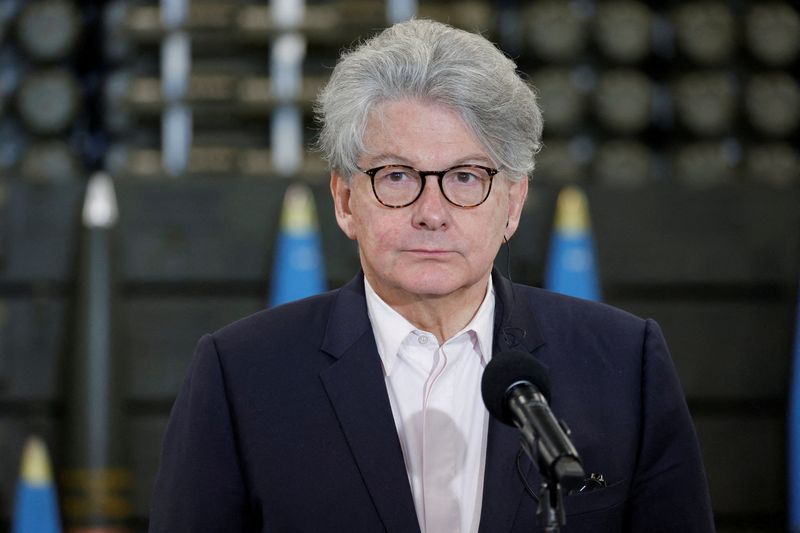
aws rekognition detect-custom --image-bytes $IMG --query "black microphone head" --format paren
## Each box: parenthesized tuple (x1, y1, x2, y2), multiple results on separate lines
(481, 350, 551, 426)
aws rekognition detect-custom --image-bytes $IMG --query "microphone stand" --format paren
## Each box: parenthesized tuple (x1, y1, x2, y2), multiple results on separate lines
(518, 431, 583, 533)
(536, 478, 566, 533)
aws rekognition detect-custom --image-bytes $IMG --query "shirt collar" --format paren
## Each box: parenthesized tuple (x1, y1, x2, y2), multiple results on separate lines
(364, 276, 495, 376)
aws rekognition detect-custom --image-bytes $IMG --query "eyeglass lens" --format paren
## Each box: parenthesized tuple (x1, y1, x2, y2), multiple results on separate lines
(372, 165, 492, 207)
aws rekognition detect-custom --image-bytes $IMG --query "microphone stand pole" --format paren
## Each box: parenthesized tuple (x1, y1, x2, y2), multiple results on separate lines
(537, 479, 566, 533)
(519, 432, 582, 533)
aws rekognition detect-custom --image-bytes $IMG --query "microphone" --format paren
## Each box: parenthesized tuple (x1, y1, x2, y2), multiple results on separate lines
(481, 350, 585, 490)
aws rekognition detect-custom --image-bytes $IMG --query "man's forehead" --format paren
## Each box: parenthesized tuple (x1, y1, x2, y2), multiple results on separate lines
(361, 100, 494, 167)
(360, 151, 495, 168)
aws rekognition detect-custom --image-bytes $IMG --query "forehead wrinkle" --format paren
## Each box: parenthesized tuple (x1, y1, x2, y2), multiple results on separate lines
(361, 152, 494, 169)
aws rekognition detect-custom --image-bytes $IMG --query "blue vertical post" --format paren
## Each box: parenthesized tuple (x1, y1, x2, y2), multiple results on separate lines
(544, 185, 601, 301)
(12, 437, 62, 533)
(270, 0, 305, 176)
(269, 184, 326, 307)
(160, 0, 192, 177)
(788, 278, 800, 532)
(387, 0, 416, 23)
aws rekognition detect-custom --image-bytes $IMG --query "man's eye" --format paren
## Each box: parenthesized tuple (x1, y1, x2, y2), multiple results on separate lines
(387, 171, 409, 181)
(381, 169, 417, 183)
(454, 172, 477, 183)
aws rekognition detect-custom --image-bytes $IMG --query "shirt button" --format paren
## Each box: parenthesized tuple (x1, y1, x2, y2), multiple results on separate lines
(418, 336, 429, 345)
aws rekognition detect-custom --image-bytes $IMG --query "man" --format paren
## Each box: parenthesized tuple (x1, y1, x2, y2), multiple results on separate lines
(150, 19, 714, 532)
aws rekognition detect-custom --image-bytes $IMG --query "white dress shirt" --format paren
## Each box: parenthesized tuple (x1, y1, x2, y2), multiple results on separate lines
(364, 276, 494, 533)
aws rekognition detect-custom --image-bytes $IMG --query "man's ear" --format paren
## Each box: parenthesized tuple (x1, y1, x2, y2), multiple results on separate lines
(330, 170, 357, 240)
(504, 177, 529, 239)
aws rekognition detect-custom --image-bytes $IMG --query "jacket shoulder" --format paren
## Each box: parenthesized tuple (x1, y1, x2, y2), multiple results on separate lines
(515, 284, 646, 333)
(209, 288, 342, 360)
(509, 284, 655, 369)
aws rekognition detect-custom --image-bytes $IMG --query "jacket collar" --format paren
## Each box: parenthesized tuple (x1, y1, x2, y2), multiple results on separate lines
(491, 268, 545, 355)
(320, 272, 372, 359)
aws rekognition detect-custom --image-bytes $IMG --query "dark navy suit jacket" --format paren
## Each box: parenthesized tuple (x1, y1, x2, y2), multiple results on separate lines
(150, 271, 714, 532)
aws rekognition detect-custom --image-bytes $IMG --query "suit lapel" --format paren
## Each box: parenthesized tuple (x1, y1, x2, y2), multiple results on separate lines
(478, 270, 547, 533)
(320, 275, 421, 533)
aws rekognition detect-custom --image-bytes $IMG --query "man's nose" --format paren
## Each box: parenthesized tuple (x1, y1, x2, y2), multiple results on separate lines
(411, 175, 450, 230)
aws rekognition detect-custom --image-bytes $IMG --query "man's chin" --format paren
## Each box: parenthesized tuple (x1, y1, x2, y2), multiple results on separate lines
(394, 272, 477, 299)
(365, 261, 488, 300)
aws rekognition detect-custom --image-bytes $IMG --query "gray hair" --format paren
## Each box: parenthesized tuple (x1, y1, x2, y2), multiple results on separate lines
(314, 19, 543, 181)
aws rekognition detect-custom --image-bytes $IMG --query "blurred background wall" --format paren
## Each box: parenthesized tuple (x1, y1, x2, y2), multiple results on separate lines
(0, 0, 798, 531)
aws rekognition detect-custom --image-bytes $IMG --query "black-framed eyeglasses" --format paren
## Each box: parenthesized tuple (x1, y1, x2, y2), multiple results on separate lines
(359, 164, 499, 208)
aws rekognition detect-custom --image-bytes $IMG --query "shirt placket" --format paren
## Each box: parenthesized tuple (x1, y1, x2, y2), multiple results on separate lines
(421, 341, 461, 533)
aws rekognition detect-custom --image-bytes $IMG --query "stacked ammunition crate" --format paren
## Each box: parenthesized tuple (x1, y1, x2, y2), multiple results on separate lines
(516, 0, 799, 188)
(0, 0, 100, 183)
(101, 0, 389, 180)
